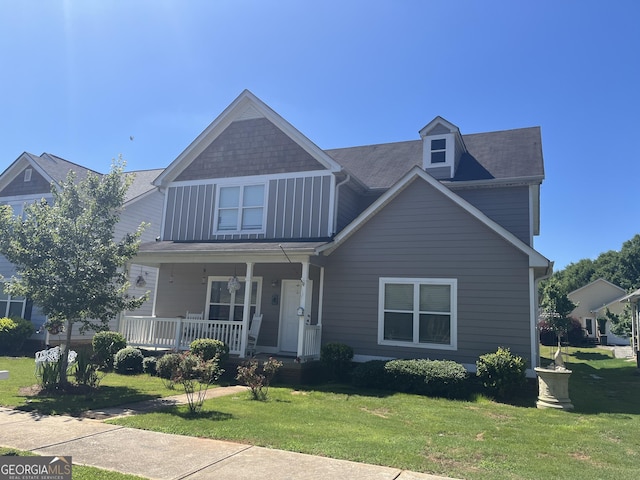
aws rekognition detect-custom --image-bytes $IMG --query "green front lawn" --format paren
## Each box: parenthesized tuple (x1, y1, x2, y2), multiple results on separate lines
(0, 356, 174, 415)
(2, 348, 639, 479)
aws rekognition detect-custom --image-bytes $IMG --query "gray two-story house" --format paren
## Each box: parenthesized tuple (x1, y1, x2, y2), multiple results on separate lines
(123, 90, 552, 374)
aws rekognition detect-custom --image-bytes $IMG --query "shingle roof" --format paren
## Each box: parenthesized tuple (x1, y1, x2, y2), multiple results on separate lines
(325, 127, 544, 189)
(33, 153, 100, 184)
(125, 169, 164, 202)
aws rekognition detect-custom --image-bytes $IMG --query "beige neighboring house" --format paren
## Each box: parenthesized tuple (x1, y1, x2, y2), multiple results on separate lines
(568, 278, 629, 346)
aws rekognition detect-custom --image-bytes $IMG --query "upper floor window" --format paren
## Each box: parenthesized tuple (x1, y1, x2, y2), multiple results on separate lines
(430, 138, 447, 164)
(24, 168, 32, 182)
(216, 184, 265, 233)
(378, 277, 457, 350)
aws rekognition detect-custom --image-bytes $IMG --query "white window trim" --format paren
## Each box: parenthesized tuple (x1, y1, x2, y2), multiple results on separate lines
(213, 182, 267, 234)
(423, 133, 454, 173)
(204, 276, 262, 321)
(24, 168, 32, 182)
(378, 277, 457, 351)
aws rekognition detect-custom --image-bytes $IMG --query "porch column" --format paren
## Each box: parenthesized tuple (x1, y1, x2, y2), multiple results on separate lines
(318, 266, 324, 327)
(297, 260, 310, 359)
(239, 262, 254, 358)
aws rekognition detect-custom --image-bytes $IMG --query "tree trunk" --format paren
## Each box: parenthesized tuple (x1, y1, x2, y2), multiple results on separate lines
(58, 319, 74, 388)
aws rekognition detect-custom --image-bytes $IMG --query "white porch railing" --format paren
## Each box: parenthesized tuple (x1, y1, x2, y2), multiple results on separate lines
(120, 316, 243, 354)
(302, 324, 322, 360)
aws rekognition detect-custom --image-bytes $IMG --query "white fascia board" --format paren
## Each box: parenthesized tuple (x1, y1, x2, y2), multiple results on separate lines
(134, 250, 317, 267)
(444, 175, 545, 190)
(318, 166, 551, 269)
(155, 90, 341, 187)
(418, 116, 460, 137)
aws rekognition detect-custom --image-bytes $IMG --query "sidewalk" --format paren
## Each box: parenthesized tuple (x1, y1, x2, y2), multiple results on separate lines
(0, 387, 458, 480)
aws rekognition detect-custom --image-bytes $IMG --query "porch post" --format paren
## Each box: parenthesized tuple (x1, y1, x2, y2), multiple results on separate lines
(239, 262, 254, 358)
(318, 266, 324, 327)
(297, 260, 310, 359)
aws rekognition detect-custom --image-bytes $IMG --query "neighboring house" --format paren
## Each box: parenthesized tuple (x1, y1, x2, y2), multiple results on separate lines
(125, 90, 552, 375)
(0, 152, 163, 343)
(567, 278, 629, 345)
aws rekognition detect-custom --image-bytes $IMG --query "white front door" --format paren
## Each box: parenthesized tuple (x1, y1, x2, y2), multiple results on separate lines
(280, 280, 312, 353)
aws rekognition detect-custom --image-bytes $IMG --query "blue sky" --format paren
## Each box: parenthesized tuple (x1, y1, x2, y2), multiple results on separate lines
(1, 1, 639, 271)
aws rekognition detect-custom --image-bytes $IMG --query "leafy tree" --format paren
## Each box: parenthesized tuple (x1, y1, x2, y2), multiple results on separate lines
(0, 159, 146, 387)
(602, 305, 633, 338)
(539, 278, 576, 346)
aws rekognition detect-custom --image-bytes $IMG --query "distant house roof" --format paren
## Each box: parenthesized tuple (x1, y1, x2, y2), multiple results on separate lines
(325, 127, 544, 190)
(125, 169, 164, 203)
(29, 153, 99, 185)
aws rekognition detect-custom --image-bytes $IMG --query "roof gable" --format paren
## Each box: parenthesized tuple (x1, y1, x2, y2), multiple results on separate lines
(155, 90, 342, 187)
(319, 166, 550, 269)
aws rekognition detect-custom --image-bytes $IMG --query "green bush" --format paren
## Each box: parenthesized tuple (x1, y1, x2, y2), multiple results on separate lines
(113, 347, 144, 374)
(0, 317, 35, 354)
(156, 352, 182, 388)
(74, 349, 103, 388)
(143, 356, 158, 375)
(384, 359, 469, 398)
(320, 342, 354, 380)
(236, 357, 283, 401)
(476, 347, 527, 399)
(190, 338, 229, 363)
(351, 360, 390, 389)
(92, 331, 127, 369)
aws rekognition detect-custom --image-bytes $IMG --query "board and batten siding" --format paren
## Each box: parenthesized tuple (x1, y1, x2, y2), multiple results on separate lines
(322, 178, 533, 367)
(455, 185, 532, 245)
(163, 174, 334, 241)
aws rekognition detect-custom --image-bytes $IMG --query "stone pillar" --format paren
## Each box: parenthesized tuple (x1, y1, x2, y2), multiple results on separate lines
(535, 367, 574, 410)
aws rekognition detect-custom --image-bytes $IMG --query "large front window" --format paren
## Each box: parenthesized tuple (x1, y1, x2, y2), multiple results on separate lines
(216, 184, 265, 232)
(379, 278, 457, 350)
(206, 277, 261, 321)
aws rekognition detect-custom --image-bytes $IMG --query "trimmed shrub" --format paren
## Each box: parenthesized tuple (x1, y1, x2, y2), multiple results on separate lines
(92, 331, 127, 369)
(476, 347, 527, 399)
(113, 347, 144, 374)
(189, 338, 229, 363)
(351, 360, 390, 389)
(156, 352, 182, 388)
(320, 342, 354, 381)
(143, 356, 158, 375)
(172, 352, 224, 413)
(384, 359, 469, 398)
(0, 317, 35, 354)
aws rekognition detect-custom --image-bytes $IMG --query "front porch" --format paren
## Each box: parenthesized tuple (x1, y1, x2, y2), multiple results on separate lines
(119, 315, 322, 361)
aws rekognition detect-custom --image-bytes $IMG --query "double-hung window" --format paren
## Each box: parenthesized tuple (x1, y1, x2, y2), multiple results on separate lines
(216, 184, 265, 233)
(206, 277, 261, 321)
(379, 278, 457, 350)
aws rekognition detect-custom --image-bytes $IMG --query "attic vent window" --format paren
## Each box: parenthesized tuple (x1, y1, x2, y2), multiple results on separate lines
(24, 168, 32, 182)
(430, 139, 447, 164)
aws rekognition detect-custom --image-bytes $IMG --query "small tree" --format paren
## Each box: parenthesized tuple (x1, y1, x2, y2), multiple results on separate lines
(539, 278, 576, 347)
(172, 352, 223, 414)
(0, 159, 147, 388)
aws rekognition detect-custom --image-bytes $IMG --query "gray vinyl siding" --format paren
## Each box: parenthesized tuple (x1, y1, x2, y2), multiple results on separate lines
(455, 185, 531, 245)
(163, 174, 333, 241)
(335, 184, 364, 234)
(322, 179, 533, 366)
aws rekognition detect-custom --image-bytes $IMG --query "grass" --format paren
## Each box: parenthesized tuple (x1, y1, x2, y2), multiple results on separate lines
(0, 355, 176, 415)
(0, 447, 147, 480)
(2, 347, 639, 479)
(108, 347, 640, 480)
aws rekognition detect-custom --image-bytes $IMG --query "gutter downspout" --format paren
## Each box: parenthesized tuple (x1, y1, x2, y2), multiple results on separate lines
(332, 173, 351, 235)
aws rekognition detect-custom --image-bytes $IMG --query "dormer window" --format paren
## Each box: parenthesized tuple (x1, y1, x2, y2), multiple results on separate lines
(430, 139, 447, 164)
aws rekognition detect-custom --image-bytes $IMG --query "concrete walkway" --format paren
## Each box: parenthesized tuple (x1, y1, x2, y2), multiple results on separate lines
(0, 386, 457, 480)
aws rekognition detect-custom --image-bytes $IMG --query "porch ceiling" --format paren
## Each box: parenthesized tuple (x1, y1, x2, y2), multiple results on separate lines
(135, 240, 329, 265)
